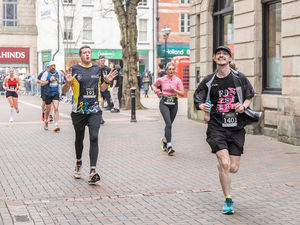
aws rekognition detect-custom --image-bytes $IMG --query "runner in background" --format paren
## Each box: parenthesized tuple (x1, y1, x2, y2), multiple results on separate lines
(152, 62, 184, 156)
(2, 68, 21, 122)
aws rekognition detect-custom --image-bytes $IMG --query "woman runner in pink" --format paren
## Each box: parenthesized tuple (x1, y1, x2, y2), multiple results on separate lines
(152, 62, 184, 156)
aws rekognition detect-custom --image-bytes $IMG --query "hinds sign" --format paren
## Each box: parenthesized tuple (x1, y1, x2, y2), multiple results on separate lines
(0, 48, 29, 63)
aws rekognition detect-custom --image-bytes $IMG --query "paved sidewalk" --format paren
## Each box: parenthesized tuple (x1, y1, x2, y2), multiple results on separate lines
(0, 94, 299, 225)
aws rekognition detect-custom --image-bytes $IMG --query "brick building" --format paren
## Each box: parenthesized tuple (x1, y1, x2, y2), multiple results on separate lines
(0, 0, 37, 77)
(188, 0, 300, 145)
(156, 0, 191, 68)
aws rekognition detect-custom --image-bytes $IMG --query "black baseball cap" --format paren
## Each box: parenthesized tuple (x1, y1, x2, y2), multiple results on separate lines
(214, 45, 232, 56)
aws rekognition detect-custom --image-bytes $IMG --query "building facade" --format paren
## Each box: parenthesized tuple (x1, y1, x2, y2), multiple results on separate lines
(156, 0, 191, 72)
(189, 0, 300, 145)
(36, 0, 155, 74)
(0, 0, 37, 77)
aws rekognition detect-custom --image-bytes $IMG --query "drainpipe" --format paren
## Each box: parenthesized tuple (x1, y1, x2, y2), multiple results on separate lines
(52, 0, 60, 60)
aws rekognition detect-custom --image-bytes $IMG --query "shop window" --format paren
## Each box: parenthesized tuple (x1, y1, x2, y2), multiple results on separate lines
(180, 13, 190, 33)
(83, 17, 92, 41)
(139, 19, 147, 42)
(64, 17, 73, 41)
(262, 0, 281, 92)
(2, 0, 17, 27)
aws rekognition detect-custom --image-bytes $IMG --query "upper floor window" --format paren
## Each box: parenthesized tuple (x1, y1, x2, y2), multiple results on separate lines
(139, 19, 147, 42)
(64, 17, 73, 41)
(63, 0, 73, 4)
(180, 13, 190, 33)
(83, 0, 92, 4)
(180, 0, 190, 4)
(3, 0, 17, 27)
(138, 0, 147, 6)
(263, 0, 282, 92)
(83, 17, 93, 41)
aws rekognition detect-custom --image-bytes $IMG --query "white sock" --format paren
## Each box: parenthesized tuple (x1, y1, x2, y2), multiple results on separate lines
(10, 107, 14, 119)
(167, 142, 172, 148)
(55, 123, 58, 127)
(163, 137, 167, 143)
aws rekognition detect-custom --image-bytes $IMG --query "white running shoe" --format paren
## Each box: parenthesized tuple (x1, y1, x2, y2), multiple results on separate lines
(9, 118, 13, 123)
(73, 166, 81, 179)
(44, 121, 48, 130)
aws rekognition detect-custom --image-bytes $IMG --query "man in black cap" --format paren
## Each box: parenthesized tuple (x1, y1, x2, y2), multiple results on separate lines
(193, 45, 256, 214)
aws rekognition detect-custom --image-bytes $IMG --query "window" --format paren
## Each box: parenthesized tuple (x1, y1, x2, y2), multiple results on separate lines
(213, 0, 234, 66)
(139, 19, 147, 42)
(63, 0, 73, 3)
(180, 0, 190, 4)
(64, 17, 73, 40)
(83, 17, 92, 41)
(3, 0, 17, 27)
(263, 0, 281, 92)
(138, 0, 147, 6)
(180, 13, 190, 33)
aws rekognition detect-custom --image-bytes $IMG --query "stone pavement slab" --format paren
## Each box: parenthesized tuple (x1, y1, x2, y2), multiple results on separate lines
(0, 94, 299, 224)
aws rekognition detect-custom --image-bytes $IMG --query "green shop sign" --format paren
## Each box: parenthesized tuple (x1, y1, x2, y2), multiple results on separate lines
(42, 51, 51, 62)
(66, 49, 148, 59)
(158, 45, 190, 58)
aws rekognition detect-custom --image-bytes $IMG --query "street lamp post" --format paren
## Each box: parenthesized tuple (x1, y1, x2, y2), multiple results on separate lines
(161, 25, 172, 67)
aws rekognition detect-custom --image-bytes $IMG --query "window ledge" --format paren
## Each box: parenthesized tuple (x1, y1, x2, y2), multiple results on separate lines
(63, 40, 76, 44)
(82, 4, 94, 7)
(82, 41, 94, 44)
(138, 6, 149, 9)
(138, 42, 150, 45)
(63, 3, 76, 6)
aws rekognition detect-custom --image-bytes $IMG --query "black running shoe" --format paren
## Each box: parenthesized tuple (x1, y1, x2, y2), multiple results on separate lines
(88, 172, 100, 185)
(167, 146, 175, 156)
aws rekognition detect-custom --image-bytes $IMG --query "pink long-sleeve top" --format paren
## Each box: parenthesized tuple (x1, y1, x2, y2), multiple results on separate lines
(154, 75, 184, 96)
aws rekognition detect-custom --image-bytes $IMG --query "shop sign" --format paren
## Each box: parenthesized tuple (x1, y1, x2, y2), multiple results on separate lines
(0, 47, 29, 63)
(158, 45, 190, 58)
(42, 51, 51, 62)
(66, 49, 148, 60)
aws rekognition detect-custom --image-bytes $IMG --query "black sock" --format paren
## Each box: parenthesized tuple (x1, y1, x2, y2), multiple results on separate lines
(76, 160, 82, 167)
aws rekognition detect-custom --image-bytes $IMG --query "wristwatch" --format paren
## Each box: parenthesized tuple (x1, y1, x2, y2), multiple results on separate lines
(104, 80, 109, 85)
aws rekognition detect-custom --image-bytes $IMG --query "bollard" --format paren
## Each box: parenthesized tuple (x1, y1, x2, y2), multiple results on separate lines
(130, 87, 137, 122)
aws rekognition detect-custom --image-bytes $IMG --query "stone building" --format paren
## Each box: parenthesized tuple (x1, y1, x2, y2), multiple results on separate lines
(0, 0, 37, 76)
(189, 0, 300, 145)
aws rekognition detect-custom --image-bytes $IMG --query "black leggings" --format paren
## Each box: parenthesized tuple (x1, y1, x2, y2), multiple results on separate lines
(71, 112, 101, 167)
(75, 126, 99, 167)
(159, 99, 178, 143)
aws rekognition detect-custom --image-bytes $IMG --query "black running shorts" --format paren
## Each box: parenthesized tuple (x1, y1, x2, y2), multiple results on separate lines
(206, 126, 245, 156)
(6, 91, 18, 98)
(41, 91, 45, 101)
(71, 111, 102, 131)
(45, 94, 59, 105)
